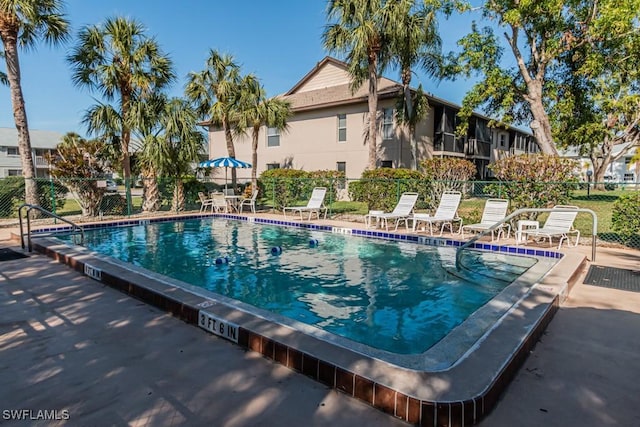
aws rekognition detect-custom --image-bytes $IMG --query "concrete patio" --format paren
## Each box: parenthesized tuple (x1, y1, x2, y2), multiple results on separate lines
(1, 217, 639, 426)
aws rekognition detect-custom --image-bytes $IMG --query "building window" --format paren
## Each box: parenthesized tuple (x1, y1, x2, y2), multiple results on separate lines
(7, 147, 19, 156)
(266, 163, 280, 170)
(7, 169, 22, 176)
(337, 114, 347, 142)
(380, 160, 393, 168)
(382, 108, 394, 140)
(499, 134, 507, 148)
(267, 127, 280, 147)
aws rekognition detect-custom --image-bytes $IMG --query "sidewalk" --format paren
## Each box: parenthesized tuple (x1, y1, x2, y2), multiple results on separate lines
(0, 239, 404, 427)
(479, 245, 640, 426)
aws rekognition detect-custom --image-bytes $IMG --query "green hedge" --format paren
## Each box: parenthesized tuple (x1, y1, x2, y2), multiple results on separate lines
(348, 169, 430, 211)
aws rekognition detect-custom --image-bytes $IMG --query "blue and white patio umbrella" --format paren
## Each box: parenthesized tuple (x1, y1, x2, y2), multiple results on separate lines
(199, 156, 252, 190)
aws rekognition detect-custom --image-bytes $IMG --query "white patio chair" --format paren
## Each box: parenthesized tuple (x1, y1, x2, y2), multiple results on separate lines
(522, 205, 580, 249)
(210, 192, 228, 213)
(239, 190, 258, 213)
(198, 192, 214, 212)
(364, 192, 419, 231)
(461, 198, 510, 241)
(412, 191, 462, 235)
(283, 187, 328, 220)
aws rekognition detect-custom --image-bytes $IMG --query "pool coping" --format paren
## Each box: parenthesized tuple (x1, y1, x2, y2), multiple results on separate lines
(21, 213, 587, 426)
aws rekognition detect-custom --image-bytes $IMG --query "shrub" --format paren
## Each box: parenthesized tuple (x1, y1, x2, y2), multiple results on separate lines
(0, 177, 25, 217)
(348, 168, 429, 211)
(420, 157, 476, 204)
(100, 193, 127, 215)
(307, 170, 344, 203)
(611, 193, 640, 247)
(485, 154, 578, 213)
(258, 169, 309, 209)
(0, 177, 68, 218)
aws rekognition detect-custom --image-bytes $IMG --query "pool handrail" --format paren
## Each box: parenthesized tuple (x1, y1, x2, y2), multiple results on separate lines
(455, 207, 598, 269)
(18, 204, 85, 252)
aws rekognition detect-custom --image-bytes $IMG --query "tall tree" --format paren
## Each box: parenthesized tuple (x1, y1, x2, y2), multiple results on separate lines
(323, 0, 389, 170)
(550, 0, 640, 187)
(67, 16, 174, 207)
(442, 0, 640, 157)
(0, 0, 69, 206)
(47, 132, 110, 217)
(185, 50, 242, 187)
(236, 75, 291, 193)
(142, 97, 206, 212)
(383, 0, 442, 169)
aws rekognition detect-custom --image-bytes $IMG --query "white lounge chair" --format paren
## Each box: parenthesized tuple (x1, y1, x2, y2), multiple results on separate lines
(521, 205, 580, 249)
(461, 198, 510, 241)
(412, 191, 462, 235)
(283, 187, 328, 220)
(364, 192, 419, 231)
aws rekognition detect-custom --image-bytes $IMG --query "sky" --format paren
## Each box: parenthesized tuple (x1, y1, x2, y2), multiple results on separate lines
(0, 0, 484, 136)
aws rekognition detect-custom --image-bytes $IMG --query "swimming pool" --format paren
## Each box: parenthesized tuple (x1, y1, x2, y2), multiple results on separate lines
(59, 217, 551, 360)
(33, 213, 578, 426)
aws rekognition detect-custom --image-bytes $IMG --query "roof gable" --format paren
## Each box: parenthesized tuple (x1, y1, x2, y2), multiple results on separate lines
(286, 57, 352, 95)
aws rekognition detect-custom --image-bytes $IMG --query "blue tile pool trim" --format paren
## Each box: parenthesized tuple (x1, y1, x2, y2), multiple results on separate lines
(31, 212, 564, 259)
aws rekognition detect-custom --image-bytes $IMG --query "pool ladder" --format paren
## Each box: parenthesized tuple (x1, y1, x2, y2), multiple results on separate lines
(18, 204, 84, 252)
(455, 207, 598, 272)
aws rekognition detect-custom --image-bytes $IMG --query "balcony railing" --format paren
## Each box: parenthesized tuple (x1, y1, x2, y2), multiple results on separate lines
(466, 139, 491, 157)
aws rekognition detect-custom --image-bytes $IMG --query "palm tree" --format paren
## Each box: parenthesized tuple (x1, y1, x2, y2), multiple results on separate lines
(0, 0, 69, 206)
(67, 16, 174, 207)
(236, 75, 291, 193)
(323, 0, 388, 170)
(383, 0, 441, 169)
(142, 97, 206, 212)
(128, 92, 166, 212)
(185, 50, 242, 187)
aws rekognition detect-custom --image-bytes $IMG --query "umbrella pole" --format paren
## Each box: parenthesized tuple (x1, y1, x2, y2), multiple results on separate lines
(224, 167, 228, 192)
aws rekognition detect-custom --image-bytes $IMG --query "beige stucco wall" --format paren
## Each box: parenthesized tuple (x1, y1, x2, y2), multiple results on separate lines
(207, 99, 435, 180)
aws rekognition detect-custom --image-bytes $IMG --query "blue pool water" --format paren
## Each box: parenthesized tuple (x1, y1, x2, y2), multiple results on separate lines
(61, 218, 538, 354)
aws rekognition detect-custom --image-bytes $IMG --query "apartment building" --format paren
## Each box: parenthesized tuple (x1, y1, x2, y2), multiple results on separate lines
(204, 57, 537, 180)
(0, 127, 61, 178)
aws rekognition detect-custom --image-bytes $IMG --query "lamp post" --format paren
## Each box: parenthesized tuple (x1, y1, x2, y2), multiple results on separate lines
(586, 169, 593, 198)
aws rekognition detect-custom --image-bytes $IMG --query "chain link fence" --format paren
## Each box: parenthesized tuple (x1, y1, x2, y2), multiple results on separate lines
(1, 176, 638, 251)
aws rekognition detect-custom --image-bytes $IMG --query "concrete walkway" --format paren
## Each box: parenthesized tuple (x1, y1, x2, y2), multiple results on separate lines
(480, 245, 640, 427)
(1, 226, 639, 426)
(0, 242, 404, 427)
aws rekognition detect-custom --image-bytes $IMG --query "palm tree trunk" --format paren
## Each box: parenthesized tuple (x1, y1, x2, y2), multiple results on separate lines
(1, 26, 38, 206)
(120, 88, 133, 210)
(402, 68, 416, 170)
(223, 117, 237, 188)
(367, 58, 379, 170)
(172, 180, 185, 212)
(251, 125, 259, 193)
(141, 167, 160, 212)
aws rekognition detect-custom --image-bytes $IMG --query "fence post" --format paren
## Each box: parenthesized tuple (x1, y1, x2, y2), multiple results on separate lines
(49, 177, 56, 215)
(272, 178, 276, 213)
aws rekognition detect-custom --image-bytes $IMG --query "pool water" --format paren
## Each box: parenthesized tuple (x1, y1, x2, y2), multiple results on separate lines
(62, 218, 538, 354)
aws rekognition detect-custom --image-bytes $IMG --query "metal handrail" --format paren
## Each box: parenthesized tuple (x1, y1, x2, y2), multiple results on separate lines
(18, 204, 85, 252)
(455, 207, 598, 269)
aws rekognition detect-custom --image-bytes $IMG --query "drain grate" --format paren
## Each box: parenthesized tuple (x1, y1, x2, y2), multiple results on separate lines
(0, 248, 29, 262)
(583, 265, 640, 293)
